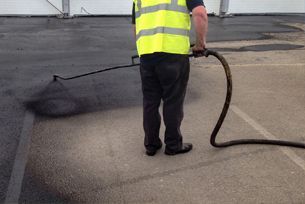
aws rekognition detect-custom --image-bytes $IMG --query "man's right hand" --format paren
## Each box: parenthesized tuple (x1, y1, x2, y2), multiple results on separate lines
(192, 43, 206, 52)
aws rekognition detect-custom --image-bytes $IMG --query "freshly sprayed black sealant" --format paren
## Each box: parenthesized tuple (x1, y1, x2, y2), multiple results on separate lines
(25, 81, 86, 117)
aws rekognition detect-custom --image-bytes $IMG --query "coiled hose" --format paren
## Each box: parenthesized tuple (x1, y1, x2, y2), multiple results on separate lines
(199, 49, 305, 148)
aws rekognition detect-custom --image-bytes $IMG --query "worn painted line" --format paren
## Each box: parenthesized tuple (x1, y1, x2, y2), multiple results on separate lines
(5, 110, 35, 204)
(231, 105, 305, 171)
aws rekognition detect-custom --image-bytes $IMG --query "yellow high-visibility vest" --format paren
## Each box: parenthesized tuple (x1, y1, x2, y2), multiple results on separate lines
(134, 0, 191, 56)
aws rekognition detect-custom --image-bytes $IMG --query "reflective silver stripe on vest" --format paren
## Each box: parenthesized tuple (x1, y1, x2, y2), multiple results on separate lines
(135, 3, 189, 18)
(136, 27, 189, 41)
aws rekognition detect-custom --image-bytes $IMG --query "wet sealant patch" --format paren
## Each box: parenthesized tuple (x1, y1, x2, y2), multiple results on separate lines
(25, 81, 86, 118)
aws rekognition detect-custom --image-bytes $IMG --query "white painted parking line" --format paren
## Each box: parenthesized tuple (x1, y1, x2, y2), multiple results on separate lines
(231, 105, 305, 171)
(5, 110, 35, 204)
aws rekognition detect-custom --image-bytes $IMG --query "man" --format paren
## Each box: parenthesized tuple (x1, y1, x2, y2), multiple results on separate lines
(132, 0, 208, 156)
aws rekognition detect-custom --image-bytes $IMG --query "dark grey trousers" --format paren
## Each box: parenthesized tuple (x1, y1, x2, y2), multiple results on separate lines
(140, 53, 190, 151)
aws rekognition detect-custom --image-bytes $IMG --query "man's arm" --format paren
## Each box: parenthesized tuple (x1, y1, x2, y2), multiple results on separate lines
(192, 5, 208, 51)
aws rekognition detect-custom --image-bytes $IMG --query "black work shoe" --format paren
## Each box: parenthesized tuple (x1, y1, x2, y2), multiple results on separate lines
(165, 143, 193, 156)
(146, 145, 162, 156)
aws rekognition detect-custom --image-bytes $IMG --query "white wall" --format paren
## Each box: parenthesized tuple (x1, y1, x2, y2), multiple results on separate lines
(205, 0, 221, 15)
(70, 0, 133, 15)
(70, 0, 221, 16)
(228, 0, 305, 14)
(1, 0, 303, 16)
(0, 0, 62, 15)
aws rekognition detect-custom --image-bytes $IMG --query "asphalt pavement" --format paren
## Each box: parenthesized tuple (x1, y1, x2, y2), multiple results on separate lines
(0, 15, 305, 203)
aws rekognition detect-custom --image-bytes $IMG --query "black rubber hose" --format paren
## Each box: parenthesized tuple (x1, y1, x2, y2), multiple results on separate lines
(205, 50, 305, 149)
(52, 49, 305, 149)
